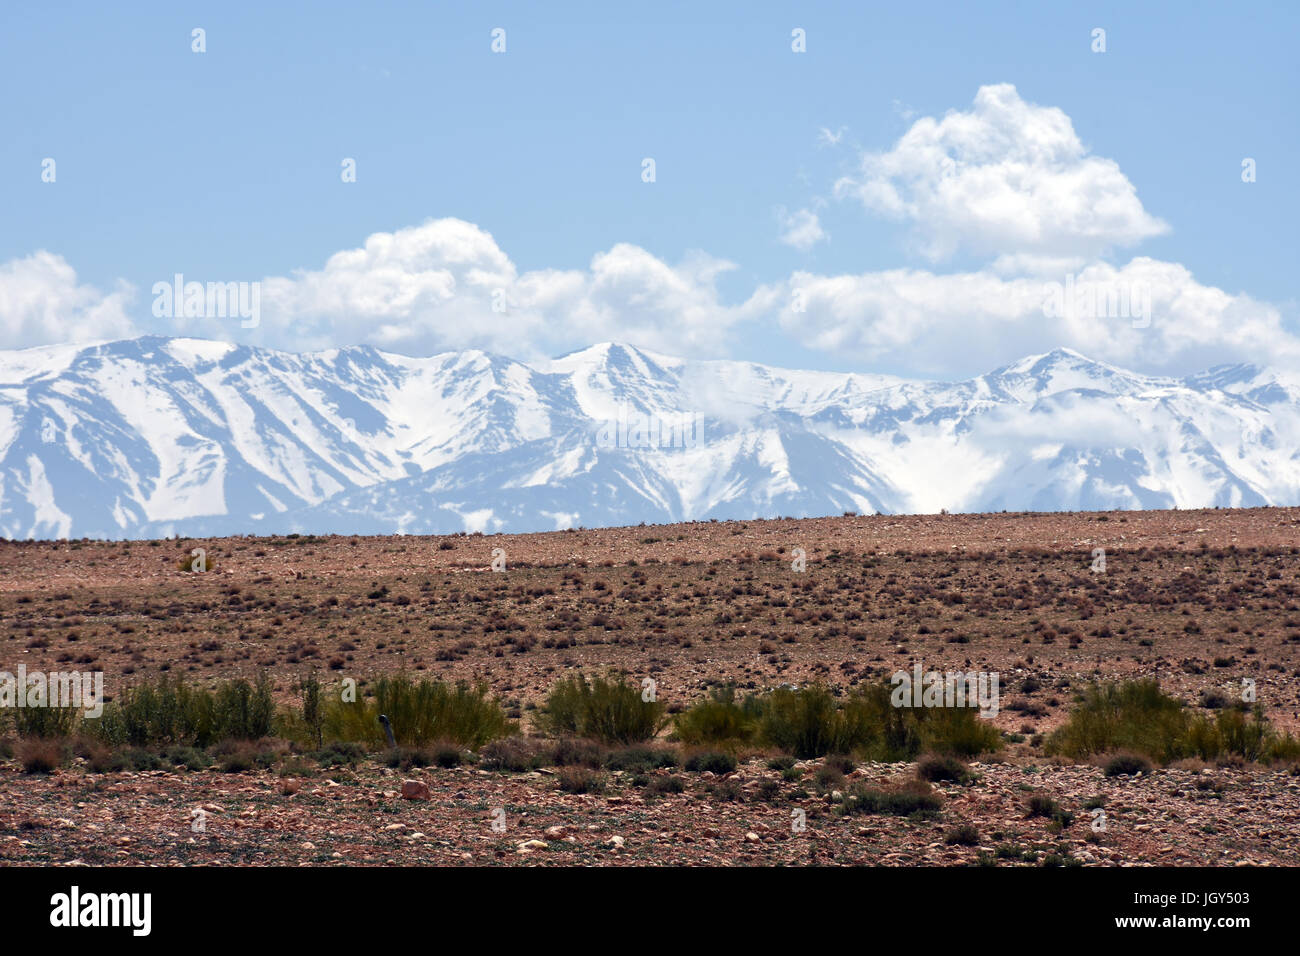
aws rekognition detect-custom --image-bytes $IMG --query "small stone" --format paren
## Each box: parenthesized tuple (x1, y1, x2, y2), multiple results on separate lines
(401, 780, 431, 800)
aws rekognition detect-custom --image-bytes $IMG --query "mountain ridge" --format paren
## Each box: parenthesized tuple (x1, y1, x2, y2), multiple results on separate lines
(1, 336, 1295, 539)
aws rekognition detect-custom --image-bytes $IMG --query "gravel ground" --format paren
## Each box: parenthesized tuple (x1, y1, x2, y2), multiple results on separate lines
(2, 505, 1298, 866)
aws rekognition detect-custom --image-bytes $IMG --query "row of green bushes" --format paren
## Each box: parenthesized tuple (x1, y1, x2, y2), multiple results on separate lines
(1046, 679, 1300, 764)
(672, 683, 1002, 760)
(1, 670, 999, 759)
(9, 672, 277, 747)
(3, 672, 513, 751)
(312, 674, 514, 750)
(6, 671, 1298, 768)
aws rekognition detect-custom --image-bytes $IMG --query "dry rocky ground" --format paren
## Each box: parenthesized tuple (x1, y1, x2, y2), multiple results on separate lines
(2, 506, 1299, 866)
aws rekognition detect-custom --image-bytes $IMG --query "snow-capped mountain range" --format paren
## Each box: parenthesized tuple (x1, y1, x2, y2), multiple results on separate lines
(1, 336, 1298, 540)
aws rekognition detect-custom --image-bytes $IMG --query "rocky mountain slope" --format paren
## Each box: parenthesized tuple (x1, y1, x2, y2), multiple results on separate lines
(1, 336, 1297, 539)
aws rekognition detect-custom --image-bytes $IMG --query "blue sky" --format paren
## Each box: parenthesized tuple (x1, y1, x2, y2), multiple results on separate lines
(2, 0, 1297, 378)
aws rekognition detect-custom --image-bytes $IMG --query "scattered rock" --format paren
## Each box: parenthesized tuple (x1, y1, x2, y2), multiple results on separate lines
(400, 780, 431, 801)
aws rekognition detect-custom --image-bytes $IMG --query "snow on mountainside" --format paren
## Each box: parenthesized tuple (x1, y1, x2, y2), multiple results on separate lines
(0, 336, 1297, 539)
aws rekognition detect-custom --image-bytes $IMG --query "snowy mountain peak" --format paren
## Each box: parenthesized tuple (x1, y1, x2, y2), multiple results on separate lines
(0, 336, 1297, 539)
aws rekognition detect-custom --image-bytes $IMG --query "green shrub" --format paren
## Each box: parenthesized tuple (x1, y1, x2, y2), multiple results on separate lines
(1047, 679, 1293, 765)
(917, 704, 1003, 757)
(213, 674, 276, 741)
(178, 551, 214, 572)
(557, 767, 606, 794)
(1266, 732, 1300, 763)
(1210, 707, 1270, 762)
(1024, 794, 1073, 829)
(92, 673, 274, 748)
(708, 779, 744, 801)
(164, 746, 211, 771)
(673, 686, 759, 747)
(647, 775, 686, 795)
(840, 781, 941, 817)
(549, 737, 606, 767)
(8, 702, 82, 739)
(756, 682, 1001, 760)
(212, 738, 280, 773)
(324, 674, 515, 749)
(1103, 752, 1152, 777)
(1046, 680, 1188, 762)
(1026, 794, 1058, 818)
(117, 747, 165, 772)
(297, 671, 325, 750)
(758, 685, 855, 759)
(432, 743, 463, 768)
(537, 673, 666, 744)
(384, 743, 462, 769)
(314, 741, 364, 768)
(917, 752, 970, 783)
(385, 746, 434, 769)
(684, 750, 737, 774)
(480, 736, 548, 772)
(814, 763, 845, 792)
(218, 749, 256, 773)
(605, 744, 678, 772)
(945, 824, 980, 846)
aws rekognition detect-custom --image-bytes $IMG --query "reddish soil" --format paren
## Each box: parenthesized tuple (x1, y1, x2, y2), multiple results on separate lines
(2, 506, 1299, 866)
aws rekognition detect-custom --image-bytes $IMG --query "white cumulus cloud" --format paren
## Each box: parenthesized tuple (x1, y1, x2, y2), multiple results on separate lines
(255, 218, 775, 359)
(779, 257, 1300, 377)
(834, 83, 1169, 261)
(0, 252, 137, 349)
(2, 81, 1291, 383)
(777, 208, 828, 250)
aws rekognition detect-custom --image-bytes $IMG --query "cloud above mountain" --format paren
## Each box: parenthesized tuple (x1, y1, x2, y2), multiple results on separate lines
(0, 252, 137, 350)
(834, 83, 1170, 261)
(0, 83, 1291, 379)
(779, 257, 1299, 377)
(257, 219, 774, 359)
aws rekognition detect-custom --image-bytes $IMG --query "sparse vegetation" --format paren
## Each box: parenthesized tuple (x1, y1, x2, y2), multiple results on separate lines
(18, 738, 65, 774)
(672, 685, 759, 747)
(4, 510, 1300, 867)
(758, 683, 1002, 760)
(1103, 752, 1153, 777)
(945, 824, 980, 846)
(90, 673, 275, 748)
(1047, 679, 1299, 765)
(917, 752, 970, 783)
(537, 672, 666, 745)
(684, 750, 736, 774)
(840, 780, 942, 817)
(324, 674, 514, 749)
